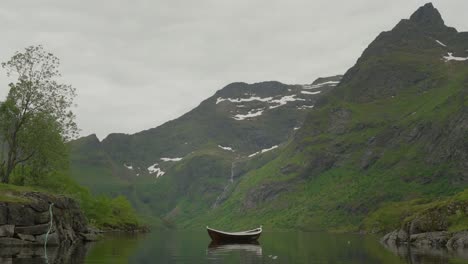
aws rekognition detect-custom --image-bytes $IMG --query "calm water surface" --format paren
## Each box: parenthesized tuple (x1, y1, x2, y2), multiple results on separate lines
(2, 230, 468, 263)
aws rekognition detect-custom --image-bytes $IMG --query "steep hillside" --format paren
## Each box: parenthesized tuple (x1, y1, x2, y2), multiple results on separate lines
(69, 76, 342, 220)
(187, 3, 468, 231)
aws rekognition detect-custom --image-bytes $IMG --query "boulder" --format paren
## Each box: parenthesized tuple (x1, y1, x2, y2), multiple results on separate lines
(80, 232, 100, 242)
(0, 205, 7, 225)
(381, 229, 409, 245)
(35, 211, 51, 224)
(23, 192, 51, 212)
(446, 231, 468, 249)
(35, 232, 59, 245)
(0, 237, 31, 246)
(0, 257, 12, 264)
(410, 231, 450, 247)
(408, 214, 447, 234)
(15, 223, 51, 235)
(6, 204, 35, 226)
(0, 192, 96, 247)
(0, 225, 14, 237)
(17, 233, 35, 242)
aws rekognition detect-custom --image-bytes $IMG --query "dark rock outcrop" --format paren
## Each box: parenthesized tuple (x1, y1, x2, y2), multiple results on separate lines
(447, 231, 468, 249)
(382, 229, 468, 250)
(0, 192, 98, 247)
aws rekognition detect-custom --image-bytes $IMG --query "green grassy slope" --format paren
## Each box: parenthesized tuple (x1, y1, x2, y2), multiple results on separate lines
(184, 3, 468, 232)
(69, 77, 341, 223)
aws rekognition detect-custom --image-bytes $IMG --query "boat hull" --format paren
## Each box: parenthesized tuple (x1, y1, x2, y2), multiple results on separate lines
(207, 228, 261, 243)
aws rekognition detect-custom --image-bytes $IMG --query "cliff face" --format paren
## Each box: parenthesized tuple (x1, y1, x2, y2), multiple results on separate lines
(0, 192, 96, 248)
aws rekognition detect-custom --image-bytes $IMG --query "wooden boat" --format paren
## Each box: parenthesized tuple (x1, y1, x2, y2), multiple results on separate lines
(206, 226, 262, 243)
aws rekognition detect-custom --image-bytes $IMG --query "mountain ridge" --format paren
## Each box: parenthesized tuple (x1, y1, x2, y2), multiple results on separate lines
(70, 3, 468, 232)
(179, 3, 468, 231)
(69, 75, 343, 219)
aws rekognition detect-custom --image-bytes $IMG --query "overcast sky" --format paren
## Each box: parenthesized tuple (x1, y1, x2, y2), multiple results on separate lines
(0, 0, 467, 139)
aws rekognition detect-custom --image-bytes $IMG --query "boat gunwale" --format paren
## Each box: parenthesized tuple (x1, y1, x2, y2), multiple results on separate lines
(206, 226, 262, 236)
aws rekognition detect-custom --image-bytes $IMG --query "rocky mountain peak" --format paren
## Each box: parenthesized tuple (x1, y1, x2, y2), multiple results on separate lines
(409, 3, 445, 28)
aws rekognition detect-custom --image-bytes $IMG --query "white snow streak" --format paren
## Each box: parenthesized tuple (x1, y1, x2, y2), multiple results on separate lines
(147, 164, 165, 177)
(248, 145, 279, 158)
(161, 157, 183, 162)
(303, 81, 340, 90)
(233, 109, 264, 120)
(301, 90, 321, 95)
(298, 105, 315, 110)
(443, 52, 468, 61)
(435, 40, 447, 47)
(269, 95, 305, 109)
(216, 96, 273, 104)
(218, 145, 234, 151)
(124, 164, 133, 170)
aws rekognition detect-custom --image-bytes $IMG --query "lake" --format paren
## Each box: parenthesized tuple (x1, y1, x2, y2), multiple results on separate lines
(2, 230, 468, 263)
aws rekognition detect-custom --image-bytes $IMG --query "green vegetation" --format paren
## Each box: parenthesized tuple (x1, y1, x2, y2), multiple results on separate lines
(178, 8, 468, 232)
(364, 189, 468, 233)
(0, 45, 142, 231)
(68, 4, 468, 235)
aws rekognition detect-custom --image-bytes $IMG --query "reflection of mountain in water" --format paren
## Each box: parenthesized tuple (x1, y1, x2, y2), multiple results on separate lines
(382, 242, 468, 264)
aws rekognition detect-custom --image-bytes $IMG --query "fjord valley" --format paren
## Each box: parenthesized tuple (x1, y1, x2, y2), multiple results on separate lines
(1, 2, 468, 263)
(70, 2, 468, 239)
(69, 75, 342, 224)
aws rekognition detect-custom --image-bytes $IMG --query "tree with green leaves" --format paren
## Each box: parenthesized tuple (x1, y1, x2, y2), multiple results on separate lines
(0, 45, 77, 183)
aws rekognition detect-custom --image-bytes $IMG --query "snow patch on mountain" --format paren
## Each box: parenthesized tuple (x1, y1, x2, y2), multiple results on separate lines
(303, 81, 340, 90)
(161, 157, 183, 162)
(248, 145, 279, 158)
(218, 145, 234, 151)
(148, 163, 165, 177)
(217, 96, 273, 104)
(233, 108, 264, 120)
(435, 40, 447, 47)
(298, 105, 315, 110)
(217, 94, 305, 110)
(443, 52, 468, 61)
(269, 95, 305, 109)
(301, 90, 321, 95)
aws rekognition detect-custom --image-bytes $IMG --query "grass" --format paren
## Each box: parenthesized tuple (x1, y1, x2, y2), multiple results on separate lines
(364, 189, 468, 233)
(0, 183, 35, 203)
(67, 37, 468, 233)
(179, 57, 468, 232)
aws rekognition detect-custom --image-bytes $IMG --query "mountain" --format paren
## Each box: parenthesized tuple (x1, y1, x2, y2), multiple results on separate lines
(69, 75, 342, 219)
(71, 3, 468, 232)
(181, 3, 468, 231)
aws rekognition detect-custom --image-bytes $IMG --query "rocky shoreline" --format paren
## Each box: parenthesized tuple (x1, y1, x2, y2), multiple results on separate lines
(0, 192, 100, 248)
(381, 229, 468, 249)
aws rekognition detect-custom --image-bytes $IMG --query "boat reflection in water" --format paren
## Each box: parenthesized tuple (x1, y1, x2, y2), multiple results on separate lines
(206, 241, 263, 263)
(207, 241, 263, 256)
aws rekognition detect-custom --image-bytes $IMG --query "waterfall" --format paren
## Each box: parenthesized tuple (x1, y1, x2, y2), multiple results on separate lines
(230, 161, 234, 183)
(212, 161, 236, 209)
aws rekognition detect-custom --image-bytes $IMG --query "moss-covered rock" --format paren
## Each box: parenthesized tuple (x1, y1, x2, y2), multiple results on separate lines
(0, 191, 94, 247)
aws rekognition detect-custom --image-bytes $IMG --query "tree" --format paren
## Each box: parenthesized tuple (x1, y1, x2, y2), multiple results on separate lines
(0, 45, 77, 183)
